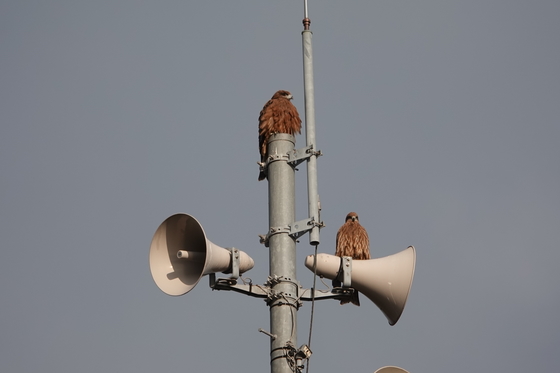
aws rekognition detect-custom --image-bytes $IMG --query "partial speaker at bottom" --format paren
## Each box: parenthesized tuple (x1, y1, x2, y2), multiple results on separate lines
(149, 213, 255, 296)
(304, 246, 416, 325)
(374, 366, 411, 373)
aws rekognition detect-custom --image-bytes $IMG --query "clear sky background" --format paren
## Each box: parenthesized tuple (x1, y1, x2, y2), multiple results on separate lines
(1, 1, 559, 372)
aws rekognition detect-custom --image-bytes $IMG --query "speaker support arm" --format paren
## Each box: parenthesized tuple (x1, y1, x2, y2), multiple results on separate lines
(209, 276, 355, 304)
(210, 276, 270, 299)
(299, 287, 355, 302)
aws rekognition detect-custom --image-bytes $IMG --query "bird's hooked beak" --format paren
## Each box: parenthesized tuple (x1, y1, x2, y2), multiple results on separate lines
(286, 94, 293, 100)
(351, 216, 357, 222)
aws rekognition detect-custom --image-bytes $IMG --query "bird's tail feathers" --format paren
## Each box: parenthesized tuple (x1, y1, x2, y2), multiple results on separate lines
(340, 291, 360, 306)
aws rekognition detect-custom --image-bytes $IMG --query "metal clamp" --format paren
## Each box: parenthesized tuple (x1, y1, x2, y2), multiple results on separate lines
(288, 145, 323, 168)
(264, 276, 302, 308)
(259, 225, 291, 247)
(258, 149, 292, 176)
(289, 218, 324, 240)
(229, 247, 240, 279)
(259, 218, 323, 246)
(288, 218, 313, 240)
(287, 145, 313, 167)
(340, 256, 352, 288)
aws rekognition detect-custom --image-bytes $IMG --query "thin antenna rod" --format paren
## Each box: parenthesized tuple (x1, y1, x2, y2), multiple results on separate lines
(302, 4, 319, 244)
(303, 0, 310, 30)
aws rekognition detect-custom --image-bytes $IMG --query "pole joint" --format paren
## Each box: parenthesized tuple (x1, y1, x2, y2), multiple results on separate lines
(258, 151, 291, 178)
(259, 226, 290, 247)
(265, 276, 302, 309)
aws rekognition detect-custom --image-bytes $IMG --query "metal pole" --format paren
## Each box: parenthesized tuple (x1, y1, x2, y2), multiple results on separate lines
(302, 12, 320, 245)
(267, 134, 299, 373)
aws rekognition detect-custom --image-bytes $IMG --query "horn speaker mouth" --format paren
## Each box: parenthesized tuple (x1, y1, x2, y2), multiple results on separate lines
(149, 213, 254, 296)
(304, 246, 416, 325)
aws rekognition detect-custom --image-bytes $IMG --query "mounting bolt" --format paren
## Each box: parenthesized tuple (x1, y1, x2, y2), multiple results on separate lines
(258, 328, 277, 341)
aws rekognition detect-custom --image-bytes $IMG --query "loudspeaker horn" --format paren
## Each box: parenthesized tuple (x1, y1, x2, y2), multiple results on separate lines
(149, 213, 255, 296)
(374, 366, 411, 373)
(304, 246, 416, 325)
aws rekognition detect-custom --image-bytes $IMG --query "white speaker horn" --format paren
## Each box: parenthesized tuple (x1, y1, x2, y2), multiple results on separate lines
(304, 246, 416, 325)
(149, 213, 255, 296)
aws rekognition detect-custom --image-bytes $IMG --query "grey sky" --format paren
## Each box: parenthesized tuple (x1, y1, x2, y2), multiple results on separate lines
(1, 1, 559, 372)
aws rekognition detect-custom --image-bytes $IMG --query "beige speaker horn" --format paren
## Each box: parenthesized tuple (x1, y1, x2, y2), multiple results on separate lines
(149, 213, 255, 296)
(304, 246, 416, 325)
(374, 366, 411, 373)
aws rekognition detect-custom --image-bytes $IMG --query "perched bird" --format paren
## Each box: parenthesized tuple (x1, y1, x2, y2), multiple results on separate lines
(334, 212, 371, 305)
(258, 90, 302, 181)
(335, 212, 371, 260)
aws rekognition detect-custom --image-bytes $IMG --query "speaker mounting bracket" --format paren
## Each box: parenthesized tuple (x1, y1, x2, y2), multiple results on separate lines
(229, 247, 240, 279)
(340, 256, 352, 288)
(210, 277, 270, 298)
(298, 286, 355, 303)
(210, 276, 355, 305)
(330, 287, 357, 301)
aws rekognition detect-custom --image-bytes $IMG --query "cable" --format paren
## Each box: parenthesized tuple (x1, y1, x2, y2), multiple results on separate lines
(305, 243, 319, 373)
(279, 292, 297, 339)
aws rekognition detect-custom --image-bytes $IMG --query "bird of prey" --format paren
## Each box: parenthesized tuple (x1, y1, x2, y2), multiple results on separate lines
(334, 212, 371, 305)
(258, 90, 302, 181)
(335, 212, 371, 260)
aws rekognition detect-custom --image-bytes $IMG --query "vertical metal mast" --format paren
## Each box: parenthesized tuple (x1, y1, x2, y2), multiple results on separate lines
(302, 0, 320, 245)
(266, 3, 318, 372)
(267, 133, 298, 373)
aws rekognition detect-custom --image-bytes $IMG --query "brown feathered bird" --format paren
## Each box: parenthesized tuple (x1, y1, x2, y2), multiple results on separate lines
(335, 212, 371, 260)
(258, 90, 302, 181)
(334, 212, 371, 306)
